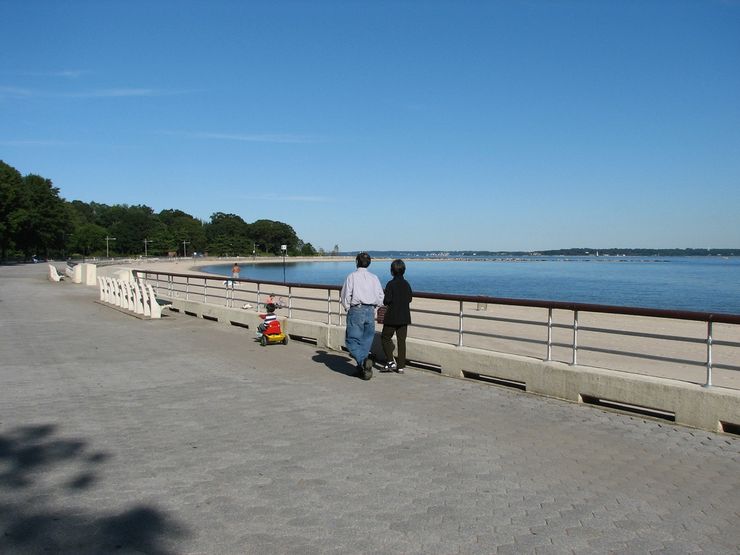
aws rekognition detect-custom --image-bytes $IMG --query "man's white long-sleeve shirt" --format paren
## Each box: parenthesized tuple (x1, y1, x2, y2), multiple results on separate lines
(340, 267, 384, 311)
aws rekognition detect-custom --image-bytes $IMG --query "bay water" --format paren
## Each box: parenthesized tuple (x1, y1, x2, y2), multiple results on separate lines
(201, 256, 740, 314)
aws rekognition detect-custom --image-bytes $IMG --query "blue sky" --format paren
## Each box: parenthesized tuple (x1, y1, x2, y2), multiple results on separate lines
(2, 0, 739, 252)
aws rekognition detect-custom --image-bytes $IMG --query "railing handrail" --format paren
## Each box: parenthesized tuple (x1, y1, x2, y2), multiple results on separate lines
(132, 269, 740, 325)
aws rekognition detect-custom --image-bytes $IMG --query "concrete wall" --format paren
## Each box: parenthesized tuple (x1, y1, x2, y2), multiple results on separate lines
(165, 297, 740, 434)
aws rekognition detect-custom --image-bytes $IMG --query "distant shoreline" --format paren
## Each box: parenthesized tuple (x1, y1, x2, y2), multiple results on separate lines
(93, 252, 739, 278)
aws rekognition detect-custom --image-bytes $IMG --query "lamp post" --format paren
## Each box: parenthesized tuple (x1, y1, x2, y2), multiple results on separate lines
(143, 238, 153, 258)
(182, 240, 190, 258)
(281, 244, 287, 283)
(105, 236, 116, 259)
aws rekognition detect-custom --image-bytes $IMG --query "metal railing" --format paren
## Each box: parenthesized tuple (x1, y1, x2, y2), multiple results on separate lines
(133, 269, 740, 388)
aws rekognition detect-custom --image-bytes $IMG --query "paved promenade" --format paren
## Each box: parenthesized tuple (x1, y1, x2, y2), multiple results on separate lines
(1, 265, 738, 555)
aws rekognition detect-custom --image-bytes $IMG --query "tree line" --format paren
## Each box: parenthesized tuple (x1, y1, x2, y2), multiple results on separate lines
(0, 160, 318, 261)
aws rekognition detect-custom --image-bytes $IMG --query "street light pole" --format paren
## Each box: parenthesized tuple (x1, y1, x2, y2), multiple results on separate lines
(281, 244, 287, 283)
(105, 236, 116, 259)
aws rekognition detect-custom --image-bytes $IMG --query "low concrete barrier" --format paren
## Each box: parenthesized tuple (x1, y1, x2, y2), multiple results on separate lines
(63, 262, 97, 284)
(164, 295, 740, 434)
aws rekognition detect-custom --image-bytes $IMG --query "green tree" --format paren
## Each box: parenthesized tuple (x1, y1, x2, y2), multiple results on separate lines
(13, 174, 71, 259)
(251, 219, 299, 255)
(300, 242, 317, 256)
(158, 209, 206, 255)
(205, 212, 252, 256)
(107, 204, 158, 255)
(68, 222, 108, 258)
(0, 161, 23, 261)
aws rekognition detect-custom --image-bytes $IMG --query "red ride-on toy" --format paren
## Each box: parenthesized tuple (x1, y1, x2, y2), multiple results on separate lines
(260, 319, 288, 346)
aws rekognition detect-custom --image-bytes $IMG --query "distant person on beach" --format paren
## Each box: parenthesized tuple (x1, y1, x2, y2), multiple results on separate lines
(340, 252, 384, 380)
(232, 263, 240, 279)
(381, 259, 413, 373)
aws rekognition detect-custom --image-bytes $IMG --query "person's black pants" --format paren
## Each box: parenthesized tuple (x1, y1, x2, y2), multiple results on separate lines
(381, 324, 408, 368)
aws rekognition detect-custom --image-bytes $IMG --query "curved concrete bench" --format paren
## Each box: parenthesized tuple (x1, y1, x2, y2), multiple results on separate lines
(96, 276, 162, 320)
(48, 264, 64, 282)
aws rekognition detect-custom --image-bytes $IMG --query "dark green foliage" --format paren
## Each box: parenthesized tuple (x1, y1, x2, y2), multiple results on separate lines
(0, 161, 24, 260)
(0, 162, 72, 260)
(206, 212, 252, 256)
(0, 160, 319, 261)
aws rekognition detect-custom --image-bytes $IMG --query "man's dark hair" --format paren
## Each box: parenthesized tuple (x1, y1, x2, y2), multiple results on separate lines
(356, 252, 371, 268)
(390, 259, 406, 277)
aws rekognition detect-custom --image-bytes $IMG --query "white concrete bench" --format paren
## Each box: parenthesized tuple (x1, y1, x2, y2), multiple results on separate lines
(96, 275, 162, 319)
(132, 281, 145, 315)
(48, 264, 64, 282)
(98, 277, 106, 301)
(139, 281, 161, 319)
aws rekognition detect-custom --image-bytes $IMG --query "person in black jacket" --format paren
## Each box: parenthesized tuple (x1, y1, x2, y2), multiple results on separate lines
(381, 259, 413, 373)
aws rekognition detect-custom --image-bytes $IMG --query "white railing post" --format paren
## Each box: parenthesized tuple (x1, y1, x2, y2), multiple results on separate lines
(326, 289, 331, 324)
(571, 310, 579, 365)
(288, 286, 293, 318)
(546, 308, 553, 361)
(204, 279, 208, 304)
(186, 277, 190, 301)
(458, 301, 464, 347)
(704, 321, 713, 387)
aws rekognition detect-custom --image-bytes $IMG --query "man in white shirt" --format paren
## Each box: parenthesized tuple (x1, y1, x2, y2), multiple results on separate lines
(340, 252, 384, 380)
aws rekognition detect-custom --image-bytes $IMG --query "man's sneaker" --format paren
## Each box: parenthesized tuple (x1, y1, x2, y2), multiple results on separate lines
(383, 361, 397, 372)
(396, 366, 404, 374)
(361, 357, 373, 380)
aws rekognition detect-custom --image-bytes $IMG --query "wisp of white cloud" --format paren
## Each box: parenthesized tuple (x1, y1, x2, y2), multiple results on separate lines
(0, 86, 35, 98)
(22, 69, 89, 78)
(175, 131, 322, 144)
(0, 139, 76, 147)
(0, 86, 189, 99)
(68, 88, 160, 98)
(227, 192, 331, 203)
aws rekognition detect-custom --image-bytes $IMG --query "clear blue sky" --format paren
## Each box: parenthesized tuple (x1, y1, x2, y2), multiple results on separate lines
(2, 0, 739, 252)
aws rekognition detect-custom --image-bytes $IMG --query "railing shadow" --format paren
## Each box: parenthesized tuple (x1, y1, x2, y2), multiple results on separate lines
(0, 424, 187, 554)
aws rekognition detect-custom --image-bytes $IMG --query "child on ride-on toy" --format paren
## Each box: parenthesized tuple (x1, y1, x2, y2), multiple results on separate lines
(257, 303, 288, 346)
(257, 303, 278, 334)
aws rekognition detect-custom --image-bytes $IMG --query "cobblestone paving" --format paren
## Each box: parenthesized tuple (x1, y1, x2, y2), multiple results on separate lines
(1, 266, 738, 554)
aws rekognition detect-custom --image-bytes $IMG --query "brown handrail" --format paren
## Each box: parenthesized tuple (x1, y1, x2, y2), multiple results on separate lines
(132, 268, 740, 324)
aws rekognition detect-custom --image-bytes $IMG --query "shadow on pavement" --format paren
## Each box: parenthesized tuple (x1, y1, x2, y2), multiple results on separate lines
(312, 349, 361, 378)
(0, 424, 187, 554)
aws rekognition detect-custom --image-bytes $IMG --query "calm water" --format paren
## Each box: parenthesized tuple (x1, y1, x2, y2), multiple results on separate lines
(201, 256, 740, 314)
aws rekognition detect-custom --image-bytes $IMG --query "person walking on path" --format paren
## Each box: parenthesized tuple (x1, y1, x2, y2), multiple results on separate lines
(381, 259, 413, 373)
(340, 252, 384, 380)
(232, 263, 240, 279)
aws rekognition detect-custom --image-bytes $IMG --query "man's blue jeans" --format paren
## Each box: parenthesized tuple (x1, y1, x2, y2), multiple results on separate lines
(345, 305, 376, 365)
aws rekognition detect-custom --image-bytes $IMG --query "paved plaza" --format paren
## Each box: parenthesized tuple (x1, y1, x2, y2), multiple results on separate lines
(1, 265, 738, 554)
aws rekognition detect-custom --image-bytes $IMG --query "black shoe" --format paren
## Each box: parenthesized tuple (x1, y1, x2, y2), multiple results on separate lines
(361, 357, 373, 380)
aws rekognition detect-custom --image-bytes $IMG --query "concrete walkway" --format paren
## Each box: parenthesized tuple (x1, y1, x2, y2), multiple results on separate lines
(1, 264, 738, 555)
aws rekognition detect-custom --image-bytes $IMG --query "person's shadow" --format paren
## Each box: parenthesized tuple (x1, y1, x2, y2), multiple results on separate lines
(312, 350, 360, 377)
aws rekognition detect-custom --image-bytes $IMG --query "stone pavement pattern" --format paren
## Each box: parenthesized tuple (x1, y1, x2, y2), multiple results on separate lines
(0, 265, 738, 555)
